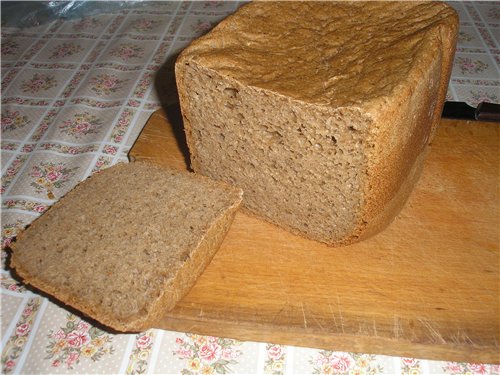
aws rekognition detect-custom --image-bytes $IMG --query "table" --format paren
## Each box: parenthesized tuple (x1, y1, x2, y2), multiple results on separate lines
(2, 1, 499, 374)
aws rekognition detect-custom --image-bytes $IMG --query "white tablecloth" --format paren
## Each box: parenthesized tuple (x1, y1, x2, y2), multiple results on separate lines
(1, 1, 499, 374)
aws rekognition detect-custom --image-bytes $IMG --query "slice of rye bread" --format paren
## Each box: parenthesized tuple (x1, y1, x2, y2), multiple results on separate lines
(175, 2, 459, 246)
(10, 161, 243, 332)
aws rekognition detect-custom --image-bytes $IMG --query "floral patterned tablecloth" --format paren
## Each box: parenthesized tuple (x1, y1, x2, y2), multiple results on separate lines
(1, 1, 499, 374)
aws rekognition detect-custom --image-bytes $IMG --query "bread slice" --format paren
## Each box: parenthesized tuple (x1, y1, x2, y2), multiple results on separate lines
(10, 161, 242, 332)
(175, 2, 458, 246)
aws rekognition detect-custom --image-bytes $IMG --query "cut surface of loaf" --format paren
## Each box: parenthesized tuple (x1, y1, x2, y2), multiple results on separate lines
(10, 162, 242, 332)
(175, 2, 458, 246)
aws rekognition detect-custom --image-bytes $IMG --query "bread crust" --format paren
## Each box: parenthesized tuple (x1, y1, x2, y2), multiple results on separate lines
(359, 18, 459, 243)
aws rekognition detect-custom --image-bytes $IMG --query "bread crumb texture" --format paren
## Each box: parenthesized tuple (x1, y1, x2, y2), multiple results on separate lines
(10, 162, 243, 331)
(176, 1, 458, 245)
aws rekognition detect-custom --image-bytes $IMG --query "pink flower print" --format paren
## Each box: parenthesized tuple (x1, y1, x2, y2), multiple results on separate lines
(2, 219, 24, 250)
(8, 284, 18, 291)
(174, 334, 242, 373)
(329, 352, 354, 373)
(45, 314, 114, 369)
(53, 329, 66, 340)
(15, 323, 30, 337)
(33, 204, 47, 213)
(99, 159, 110, 169)
(1, 40, 19, 55)
(458, 31, 474, 44)
(68, 147, 80, 155)
(4, 199, 15, 207)
(312, 354, 329, 370)
(33, 79, 46, 89)
(121, 47, 135, 59)
(66, 331, 90, 348)
(103, 79, 115, 88)
(29, 162, 79, 197)
(199, 342, 222, 364)
(46, 170, 62, 182)
(76, 121, 91, 132)
(72, 17, 102, 32)
(4, 360, 15, 370)
(103, 145, 117, 155)
(49, 43, 83, 59)
(200, 21, 211, 29)
(59, 45, 70, 55)
(22, 307, 33, 317)
(222, 347, 239, 360)
(60, 112, 101, 138)
(2, 109, 31, 132)
(445, 362, 464, 374)
(2, 116, 13, 128)
(469, 363, 488, 374)
(136, 334, 152, 349)
(204, 1, 223, 9)
(176, 348, 193, 359)
(267, 344, 284, 360)
(455, 57, 488, 75)
(402, 357, 418, 367)
(110, 44, 144, 61)
(131, 19, 160, 32)
(29, 168, 42, 178)
(76, 321, 90, 332)
(193, 20, 214, 34)
(192, 334, 205, 344)
(21, 73, 57, 94)
(2, 235, 12, 248)
(66, 352, 80, 367)
(487, 7, 500, 20)
(90, 74, 128, 96)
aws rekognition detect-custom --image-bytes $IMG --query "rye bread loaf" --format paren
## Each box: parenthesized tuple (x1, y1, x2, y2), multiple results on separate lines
(175, 2, 458, 246)
(10, 161, 242, 332)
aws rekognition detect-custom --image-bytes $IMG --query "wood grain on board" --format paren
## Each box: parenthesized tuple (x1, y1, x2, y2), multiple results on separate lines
(129, 109, 499, 364)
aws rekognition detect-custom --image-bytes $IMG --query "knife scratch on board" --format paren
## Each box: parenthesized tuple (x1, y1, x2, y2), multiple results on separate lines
(337, 296, 345, 334)
(418, 318, 446, 344)
(311, 313, 326, 331)
(393, 315, 404, 339)
(272, 305, 287, 325)
(328, 303, 339, 332)
(300, 302, 308, 329)
(450, 330, 473, 345)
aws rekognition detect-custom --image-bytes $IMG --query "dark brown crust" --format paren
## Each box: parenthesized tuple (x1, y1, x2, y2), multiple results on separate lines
(358, 13, 459, 243)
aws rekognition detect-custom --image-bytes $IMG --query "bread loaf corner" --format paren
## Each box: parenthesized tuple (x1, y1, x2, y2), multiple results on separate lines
(175, 2, 458, 246)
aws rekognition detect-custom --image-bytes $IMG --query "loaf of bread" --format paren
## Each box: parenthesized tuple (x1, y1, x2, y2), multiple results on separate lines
(10, 162, 243, 332)
(175, 1, 458, 246)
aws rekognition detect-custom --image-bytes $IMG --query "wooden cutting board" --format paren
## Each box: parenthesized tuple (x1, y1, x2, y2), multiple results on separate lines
(129, 109, 499, 364)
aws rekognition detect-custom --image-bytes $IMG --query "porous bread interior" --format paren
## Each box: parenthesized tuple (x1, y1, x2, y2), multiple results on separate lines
(11, 162, 242, 330)
(182, 63, 373, 243)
